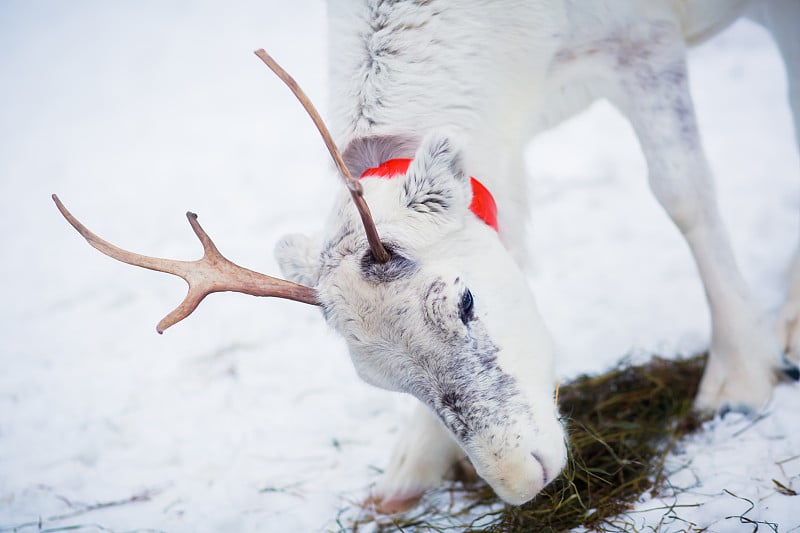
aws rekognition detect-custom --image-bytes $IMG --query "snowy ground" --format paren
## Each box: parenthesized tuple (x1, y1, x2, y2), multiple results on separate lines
(1, 2, 798, 532)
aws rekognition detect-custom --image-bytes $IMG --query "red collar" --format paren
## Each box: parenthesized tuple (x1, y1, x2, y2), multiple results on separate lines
(360, 158, 498, 232)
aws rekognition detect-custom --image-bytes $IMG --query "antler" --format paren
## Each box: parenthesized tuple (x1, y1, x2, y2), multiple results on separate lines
(52, 194, 318, 333)
(254, 49, 390, 263)
(53, 50, 387, 332)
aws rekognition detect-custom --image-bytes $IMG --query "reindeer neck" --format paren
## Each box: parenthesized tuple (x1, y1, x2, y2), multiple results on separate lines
(329, 1, 553, 263)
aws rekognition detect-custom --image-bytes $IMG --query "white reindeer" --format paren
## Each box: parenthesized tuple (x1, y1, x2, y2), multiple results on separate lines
(56, 0, 799, 516)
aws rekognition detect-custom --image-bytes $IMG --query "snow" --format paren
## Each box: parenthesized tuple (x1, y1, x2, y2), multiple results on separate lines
(1, 1, 798, 531)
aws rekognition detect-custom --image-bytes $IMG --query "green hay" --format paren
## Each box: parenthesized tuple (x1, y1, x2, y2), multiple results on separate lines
(347, 354, 708, 532)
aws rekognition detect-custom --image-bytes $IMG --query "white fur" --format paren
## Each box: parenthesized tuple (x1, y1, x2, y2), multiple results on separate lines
(275, 0, 800, 511)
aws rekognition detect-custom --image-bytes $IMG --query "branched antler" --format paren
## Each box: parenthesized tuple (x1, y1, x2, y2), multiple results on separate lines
(53, 50, 388, 333)
(53, 194, 318, 333)
(254, 49, 390, 263)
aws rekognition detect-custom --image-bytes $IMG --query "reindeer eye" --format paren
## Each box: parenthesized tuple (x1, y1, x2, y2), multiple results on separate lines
(459, 289, 474, 324)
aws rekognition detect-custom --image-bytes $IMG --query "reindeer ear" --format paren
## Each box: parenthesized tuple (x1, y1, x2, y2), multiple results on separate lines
(403, 132, 472, 215)
(274, 233, 322, 287)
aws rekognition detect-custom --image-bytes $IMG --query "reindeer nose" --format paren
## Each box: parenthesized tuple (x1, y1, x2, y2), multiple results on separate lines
(489, 448, 564, 505)
(493, 455, 548, 505)
(471, 423, 567, 506)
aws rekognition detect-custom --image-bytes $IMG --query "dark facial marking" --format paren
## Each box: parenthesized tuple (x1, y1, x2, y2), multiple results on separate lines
(360, 244, 418, 282)
(413, 278, 533, 444)
(424, 338, 529, 445)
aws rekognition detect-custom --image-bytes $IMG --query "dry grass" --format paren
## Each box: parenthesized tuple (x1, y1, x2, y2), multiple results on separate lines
(346, 354, 708, 532)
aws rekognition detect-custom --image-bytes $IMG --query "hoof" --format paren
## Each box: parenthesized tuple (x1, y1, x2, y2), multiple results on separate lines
(365, 491, 423, 514)
(718, 403, 754, 419)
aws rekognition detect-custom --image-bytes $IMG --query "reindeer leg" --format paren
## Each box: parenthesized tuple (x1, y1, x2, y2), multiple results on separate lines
(749, 0, 800, 369)
(607, 22, 781, 412)
(369, 402, 464, 514)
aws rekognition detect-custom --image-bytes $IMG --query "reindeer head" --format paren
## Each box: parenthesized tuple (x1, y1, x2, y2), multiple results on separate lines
(275, 131, 566, 504)
(54, 51, 566, 506)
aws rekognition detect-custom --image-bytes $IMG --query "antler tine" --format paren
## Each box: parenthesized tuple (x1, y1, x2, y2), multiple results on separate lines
(52, 194, 319, 334)
(254, 49, 391, 264)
